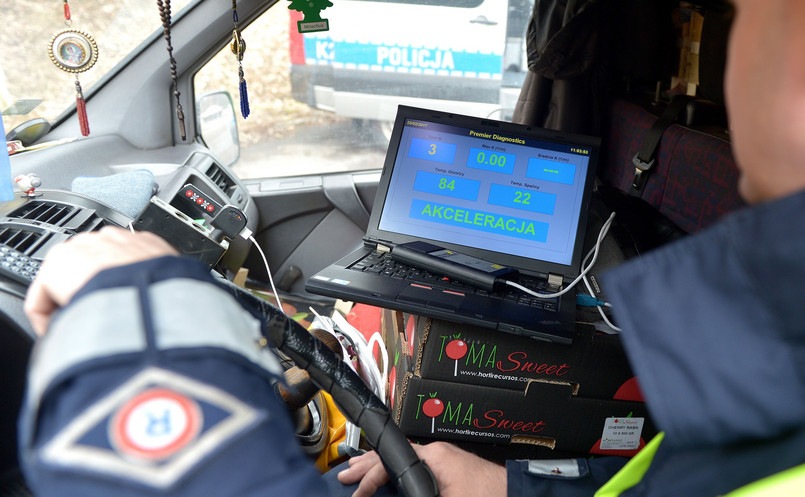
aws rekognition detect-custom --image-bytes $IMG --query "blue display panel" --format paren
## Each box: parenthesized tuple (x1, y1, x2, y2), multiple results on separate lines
(378, 119, 592, 267)
(413, 171, 480, 202)
(408, 138, 457, 165)
(466, 147, 515, 175)
(409, 199, 549, 242)
(487, 183, 556, 215)
(526, 158, 576, 185)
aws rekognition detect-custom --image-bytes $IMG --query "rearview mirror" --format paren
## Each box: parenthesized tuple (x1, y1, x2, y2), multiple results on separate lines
(196, 91, 240, 168)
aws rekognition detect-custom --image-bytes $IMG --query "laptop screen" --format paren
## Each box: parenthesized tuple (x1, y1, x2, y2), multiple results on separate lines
(373, 106, 599, 276)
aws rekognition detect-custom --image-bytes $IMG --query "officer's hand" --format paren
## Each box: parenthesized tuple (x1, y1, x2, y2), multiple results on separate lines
(24, 226, 178, 336)
(337, 441, 506, 497)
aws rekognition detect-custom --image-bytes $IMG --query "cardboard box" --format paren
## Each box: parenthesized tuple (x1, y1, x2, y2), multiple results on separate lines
(394, 374, 655, 459)
(399, 314, 643, 401)
(387, 330, 412, 412)
(383, 312, 652, 459)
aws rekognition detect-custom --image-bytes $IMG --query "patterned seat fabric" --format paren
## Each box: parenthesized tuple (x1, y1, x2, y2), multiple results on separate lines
(600, 98, 746, 234)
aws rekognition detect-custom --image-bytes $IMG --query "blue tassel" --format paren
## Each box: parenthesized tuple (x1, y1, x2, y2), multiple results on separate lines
(239, 79, 250, 118)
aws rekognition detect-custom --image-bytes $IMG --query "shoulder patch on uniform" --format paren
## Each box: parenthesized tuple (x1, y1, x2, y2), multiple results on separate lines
(40, 367, 265, 490)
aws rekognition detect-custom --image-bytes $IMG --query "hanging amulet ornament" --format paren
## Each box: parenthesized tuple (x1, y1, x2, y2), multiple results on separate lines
(231, 0, 250, 119)
(48, 0, 98, 136)
(157, 0, 186, 141)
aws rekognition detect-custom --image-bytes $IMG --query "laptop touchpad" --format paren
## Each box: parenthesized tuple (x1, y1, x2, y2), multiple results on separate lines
(397, 284, 432, 305)
(426, 289, 464, 312)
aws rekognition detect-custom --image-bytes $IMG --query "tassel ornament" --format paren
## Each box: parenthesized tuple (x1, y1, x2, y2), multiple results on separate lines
(231, 1, 250, 119)
(47, 1, 98, 136)
(75, 79, 89, 136)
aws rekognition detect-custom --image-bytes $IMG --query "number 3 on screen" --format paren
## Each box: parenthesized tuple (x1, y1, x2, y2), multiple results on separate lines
(429, 144, 436, 155)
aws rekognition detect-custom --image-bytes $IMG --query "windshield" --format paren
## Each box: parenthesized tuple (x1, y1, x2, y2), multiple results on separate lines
(1, 0, 192, 135)
(3, 0, 531, 180)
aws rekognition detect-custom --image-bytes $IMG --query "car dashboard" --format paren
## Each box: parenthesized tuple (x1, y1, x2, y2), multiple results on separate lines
(1, 136, 258, 340)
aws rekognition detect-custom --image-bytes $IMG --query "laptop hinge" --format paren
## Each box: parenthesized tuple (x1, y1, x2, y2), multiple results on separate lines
(377, 243, 392, 253)
(548, 273, 564, 288)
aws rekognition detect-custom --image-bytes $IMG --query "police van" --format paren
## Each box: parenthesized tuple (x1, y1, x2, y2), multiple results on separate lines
(288, 0, 532, 137)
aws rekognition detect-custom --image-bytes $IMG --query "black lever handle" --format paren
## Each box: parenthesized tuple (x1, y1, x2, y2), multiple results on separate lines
(276, 328, 344, 409)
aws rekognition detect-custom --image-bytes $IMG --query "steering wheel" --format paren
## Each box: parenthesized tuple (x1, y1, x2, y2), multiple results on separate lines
(226, 281, 440, 497)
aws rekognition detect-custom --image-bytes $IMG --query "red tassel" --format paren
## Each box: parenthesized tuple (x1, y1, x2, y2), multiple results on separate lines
(63, 1, 71, 20)
(76, 96, 89, 136)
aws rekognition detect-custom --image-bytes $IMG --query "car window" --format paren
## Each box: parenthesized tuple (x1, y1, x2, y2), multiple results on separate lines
(194, 8, 381, 180)
(194, 0, 532, 180)
(1, 0, 192, 134)
(362, 0, 484, 7)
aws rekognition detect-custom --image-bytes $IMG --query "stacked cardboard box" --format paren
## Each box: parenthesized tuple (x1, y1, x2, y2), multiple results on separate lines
(380, 310, 656, 460)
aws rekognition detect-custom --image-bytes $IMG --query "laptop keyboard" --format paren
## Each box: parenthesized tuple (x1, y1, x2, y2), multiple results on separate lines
(349, 251, 559, 311)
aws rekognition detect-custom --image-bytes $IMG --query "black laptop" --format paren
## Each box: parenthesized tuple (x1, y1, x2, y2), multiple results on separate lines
(306, 106, 600, 344)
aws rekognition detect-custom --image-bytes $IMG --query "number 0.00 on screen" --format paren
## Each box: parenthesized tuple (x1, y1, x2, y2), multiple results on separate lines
(467, 148, 515, 175)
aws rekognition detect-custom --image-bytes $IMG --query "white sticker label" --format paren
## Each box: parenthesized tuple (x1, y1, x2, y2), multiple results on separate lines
(600, 417, 644, 450)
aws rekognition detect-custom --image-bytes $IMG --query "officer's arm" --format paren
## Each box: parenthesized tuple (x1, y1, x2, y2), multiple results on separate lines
(20, 228, 329, 496)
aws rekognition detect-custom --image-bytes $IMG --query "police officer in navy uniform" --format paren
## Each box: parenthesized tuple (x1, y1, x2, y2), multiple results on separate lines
(21, 1, 805, 496)
(21, 229, 332, 496)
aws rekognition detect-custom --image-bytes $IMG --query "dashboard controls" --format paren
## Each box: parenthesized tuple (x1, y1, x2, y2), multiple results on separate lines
(0, 243, 41, 286)
(179, 184, 247, 239)
(133, 196, 228, 268)
(182, 185, 221, 215)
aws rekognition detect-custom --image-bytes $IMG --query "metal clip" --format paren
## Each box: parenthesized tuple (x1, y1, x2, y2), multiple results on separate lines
(632, 153, 655, 190)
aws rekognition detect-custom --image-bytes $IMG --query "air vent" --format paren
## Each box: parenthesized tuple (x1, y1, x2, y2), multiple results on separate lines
(205, 163, 235, 194)
(12, 201, 75, 226)
(0, 227, 43, 255)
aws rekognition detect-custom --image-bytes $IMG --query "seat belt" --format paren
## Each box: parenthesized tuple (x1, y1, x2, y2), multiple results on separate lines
(631, 95, 694, 192)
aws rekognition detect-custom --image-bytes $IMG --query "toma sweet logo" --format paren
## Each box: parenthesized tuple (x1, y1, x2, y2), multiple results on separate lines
(414, 391, 547, 437)
(436, 334, 570, 378)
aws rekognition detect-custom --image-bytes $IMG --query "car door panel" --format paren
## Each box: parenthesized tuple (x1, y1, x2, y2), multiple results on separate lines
(243, 171, 379, 296)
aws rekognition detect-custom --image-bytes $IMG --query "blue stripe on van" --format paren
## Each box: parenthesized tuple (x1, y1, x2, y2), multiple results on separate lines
(303, 38, 502, 76)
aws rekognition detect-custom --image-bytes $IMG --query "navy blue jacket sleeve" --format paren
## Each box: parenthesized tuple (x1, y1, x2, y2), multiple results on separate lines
(506, 457, 628, 497)
(602, 192, 805, 449)
(19, 256, 330, 497)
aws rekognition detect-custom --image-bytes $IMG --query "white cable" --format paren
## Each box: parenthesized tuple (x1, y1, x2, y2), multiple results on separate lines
(367, 332, 389, 401)
(505, 212, 616, 299)
(309, 307, 335, 333)
(577, 218, 622, 333)
(332, 312, 384, 399)
(307, 308, 368, 454)
(308, 307, 357, 366)
(582, 271, 622, 333)
(331, 311, 385, 400)
(248, 234, 283, 311)
(505, 212, 621, 332)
